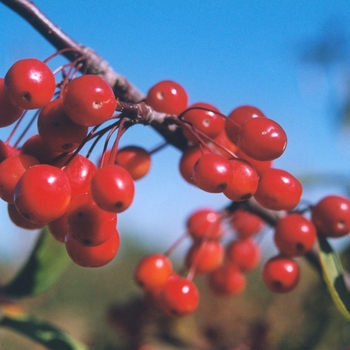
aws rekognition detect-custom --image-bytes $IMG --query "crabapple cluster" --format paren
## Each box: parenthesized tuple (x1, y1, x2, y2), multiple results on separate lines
(0, 57, 153, 267)
(1, 57, 350, 317)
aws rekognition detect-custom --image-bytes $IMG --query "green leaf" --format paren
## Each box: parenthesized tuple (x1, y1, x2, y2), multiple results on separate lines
(317, 235, 350, 320)
(0, 311, 87, 350)
(0, 227, 71, 298)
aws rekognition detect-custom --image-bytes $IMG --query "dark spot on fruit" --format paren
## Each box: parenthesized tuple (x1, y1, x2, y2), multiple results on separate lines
(22, 91, 31, 101)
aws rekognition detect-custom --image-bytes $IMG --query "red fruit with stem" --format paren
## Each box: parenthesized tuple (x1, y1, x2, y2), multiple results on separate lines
(159, 275, 199, 317)
(114, 146, 152, 180)
(311, 195, 350, 238)
(66, 192, 117, 246)
(63, 74, 116, 126)
(91, 164, 135, 213)
(226, 238, 261, 272)
(207, 128, 239, 159)
(62, 154, 97, 198)
(0, 154, 39, 203)
(223, 158, 260, 201)
(185, 240, 224, 274)
(237, 117, 287, 161)
(65, 228, 120, 268)
(254, 168, 302, 211)
(225, 105, 266, 145)
(179, 146, 209, 185)
(208, 263, 246, 296)
(14, 164, 71, 225)
(262, 255, 300, 293)
(146, 80, 188, 115)
(230, 209, 264, 239)
(181, 102, 224, 142)
(134, 254, 173, 291)
(4, 58, 56, 109)
(38, 97, 88, 153)
(274, 214, 316, 257)
(192, 153, 232, 193)
(186, 208, 224, 241)
(0, 78, 23, 127)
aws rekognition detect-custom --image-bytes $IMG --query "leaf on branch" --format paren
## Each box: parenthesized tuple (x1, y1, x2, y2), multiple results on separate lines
(0, 227, 71, 298)
(317, 235, 350, 320)
(0, 311, 87, 350)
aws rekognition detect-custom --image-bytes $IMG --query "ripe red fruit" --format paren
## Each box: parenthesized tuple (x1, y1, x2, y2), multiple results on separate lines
(7, 203, 43, 230)
(146, 80, 188, 115)
(159, 275, 199, 317)
(186, 208, 224, 241)
(62, 154, 97, 198)
(192, 153, 232, 193)
(48, 214, 68, 243)
(0, 78, 23, 127)
(37, 97, 88, 152)
(207, 128, 239, 158)
(225, 105, 266, 145)
(0, 154, 39, 203)
(262, 255, 300, 293)
(114, 146, 151, 180)
(91, 164, 135, 213)
(14, 164, 71, 225)
(208, 263, 246, 296)
(65, 228, 120, 267)
(63, 75, 116, 126)
(181, 102, 224, 142)
(311, 195, 350, 238)
(134, 254, 173, 291)
(230, 209, 264, 239)
(274, 214, 316, 256)
(185, 240, 224, 274)
(237, 117, 287, 161)
(226, 238, 261, 272)
(179, 146, 209, 185)
(0, 141, 19, 163)
(66, 193, 117, 246)
(223, 158, 260, 201)
(4, 58, 56, 109)
(254, 168, 302, 211)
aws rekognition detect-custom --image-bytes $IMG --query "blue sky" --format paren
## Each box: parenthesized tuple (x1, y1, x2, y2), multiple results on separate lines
(1, 1, 350, 263)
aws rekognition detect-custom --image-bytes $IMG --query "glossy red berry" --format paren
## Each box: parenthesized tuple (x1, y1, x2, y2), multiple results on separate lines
(14, 164, 71, 225)
(159, 275, 199, 317)
(230, 209, 264, 239)
(62, 154, 97, 198)
(223, 158, 260, 201)
(179, 146, 209, 185)
(226, 238, 261, 272)
(237, 117, 287, 161)
(0, 141, 19, 163)
(134, 254, 173, 291)
(0, 154, 39, 203)
(7, 203, 43, 230)
(181, 102, 224, 142)
(225, 105, 266, 145)
(63, 75, 116, 126)
(235, 149, 273, 176)
(262, 255, 300, 293)
(311, 195, 350, 238)
(208, 263, 246, 296)
(274, 214, 316, 257)
(66, 193, 117, 246)
(48, 214, 68, 243)
(65, 228, 120, 267)
(185, 240, 224, 274)
(0, 78, 23, 127)
(254, 168, 302, 211)
(38, 97, 88, 153)
(114, 146, 151, 180)
(91, 164, 135, 213)
(192, 153, 232, 193)
(146, 80, 188, 115)
(4, 58, 56, 109)
(186, 208, 223, 240)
